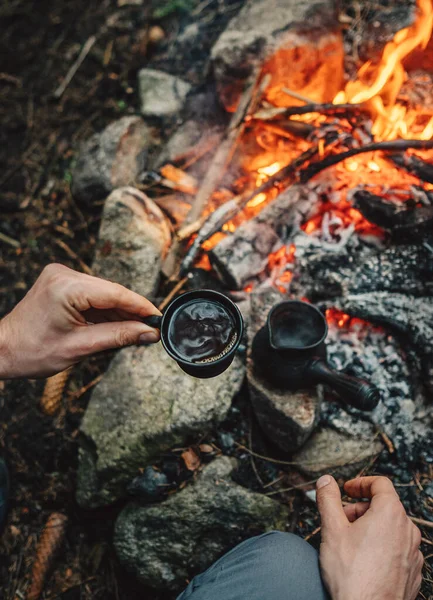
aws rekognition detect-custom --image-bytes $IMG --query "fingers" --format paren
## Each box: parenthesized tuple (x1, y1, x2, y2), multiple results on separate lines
(67, 271, 161, 318)
(316, 475, 348, 539)
(343, 501, 370, 522)
(344, 476, 398, 501)
(71, 320, 160, 356)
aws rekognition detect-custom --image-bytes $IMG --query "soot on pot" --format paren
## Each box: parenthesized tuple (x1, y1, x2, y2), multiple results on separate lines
(168, 299, 236, 363)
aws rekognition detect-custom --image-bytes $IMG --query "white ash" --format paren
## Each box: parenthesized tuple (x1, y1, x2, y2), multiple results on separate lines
(323, 319, 430, 462)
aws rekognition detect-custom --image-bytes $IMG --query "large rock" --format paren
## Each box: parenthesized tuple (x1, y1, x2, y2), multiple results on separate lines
(114, 457, 288, 591)
(211, 0, 343, 111)
(92, 187, 171, 300)
(71, 116, 151, 205)
(247, 287, 320, 452)
(138, 69, 192, 118)
(77, 344, 245, 508)
(293, 427, 384, 479)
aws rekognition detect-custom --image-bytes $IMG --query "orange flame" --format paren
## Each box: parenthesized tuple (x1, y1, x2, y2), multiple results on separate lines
(334, 0, 433, 140)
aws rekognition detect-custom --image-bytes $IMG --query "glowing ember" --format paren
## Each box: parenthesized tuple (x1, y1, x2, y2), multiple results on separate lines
(326, 308, 384, 334)
(301, 200, 384, 237)
(258, 162, 282, 176)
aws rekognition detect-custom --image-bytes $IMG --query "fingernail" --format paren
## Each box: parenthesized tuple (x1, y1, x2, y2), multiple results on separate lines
(316, 475, 332, 489)
(138, 331, 160, 345)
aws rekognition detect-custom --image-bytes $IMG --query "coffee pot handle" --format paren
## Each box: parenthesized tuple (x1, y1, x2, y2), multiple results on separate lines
(307, 359, 381, 411)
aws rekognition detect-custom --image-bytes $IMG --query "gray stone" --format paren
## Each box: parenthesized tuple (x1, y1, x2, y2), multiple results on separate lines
(77, 344, 245, 508)
(114, 457, 288, 591)
(71, 116, 151, 205)
(92, 187, 171, 300)
(211, 0, 343, 110)
(293, 427, 384, 479)
(247, 287, 321, 452)
(138, 69, 192, 118)
(154, 119, 223, 170)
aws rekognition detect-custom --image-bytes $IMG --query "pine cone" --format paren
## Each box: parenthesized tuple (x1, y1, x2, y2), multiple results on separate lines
(40, 369, 71, 416)
(26, 512, 68, 600)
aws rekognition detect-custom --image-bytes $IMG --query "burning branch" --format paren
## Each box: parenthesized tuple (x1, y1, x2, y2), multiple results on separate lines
(390, 153, 433, 184)
(301, 139, 433, 182)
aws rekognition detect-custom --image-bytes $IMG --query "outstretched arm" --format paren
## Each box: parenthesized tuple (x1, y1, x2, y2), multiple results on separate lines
(0, 263, 161, 379)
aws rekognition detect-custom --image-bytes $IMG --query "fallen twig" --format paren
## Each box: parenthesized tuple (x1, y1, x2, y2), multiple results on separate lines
(411, 517, 433, 530)
(0, 231, 20, 248)
(53, 238, 93, 275)
(68, 373, 103, 402)
(158, 277, 188, 311)
(54, 35, 97, 99)
(26, 513, 68, 600)
(301, 139, 433, 182)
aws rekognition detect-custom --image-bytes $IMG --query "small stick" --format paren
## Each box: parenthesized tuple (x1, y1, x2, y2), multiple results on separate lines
(26, 513, 68, 600)
(54, 35, 97, 99)
(282, 87, 316, 105)
(301, 139, 433, 182)
(410, 517, 433, 530)
(53, 239, 93, 275)
(0, 231, 20, 248)
(68, 374, 103, 402)
(282, 102, 364, 118)
(304, 525, 321, 541)
(158, 277, 188, 311)
(377, 429, 395, 454)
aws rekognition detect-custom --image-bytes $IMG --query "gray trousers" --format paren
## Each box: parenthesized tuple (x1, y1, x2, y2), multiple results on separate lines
(177, 531, 329, 600)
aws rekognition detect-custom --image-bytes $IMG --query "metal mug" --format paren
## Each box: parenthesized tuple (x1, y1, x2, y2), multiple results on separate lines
(142, 289, 244, 379)
(251, 300, 381, 411)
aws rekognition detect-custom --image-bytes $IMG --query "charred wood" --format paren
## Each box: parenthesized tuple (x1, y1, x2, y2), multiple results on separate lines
(352, 190, 433, 242)
(294, 243, 433, 301)
(209, 185, 315, 289)
(300, 139, 433, 182)
(338, 292, 433, 393)
(256, 119, 315, 141)
(281, 103, 364, 118)
(390, 153, 433, 184)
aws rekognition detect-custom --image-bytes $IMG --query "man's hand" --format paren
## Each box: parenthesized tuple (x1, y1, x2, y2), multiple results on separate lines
(0, 264, 161, 378)
(316, 475, 423, 600)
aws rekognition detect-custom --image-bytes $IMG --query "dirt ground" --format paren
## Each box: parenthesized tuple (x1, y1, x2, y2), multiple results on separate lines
(0, 1, 432, 599)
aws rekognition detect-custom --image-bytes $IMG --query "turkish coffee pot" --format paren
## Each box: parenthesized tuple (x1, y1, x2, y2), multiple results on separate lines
(251, 300, 381, 411)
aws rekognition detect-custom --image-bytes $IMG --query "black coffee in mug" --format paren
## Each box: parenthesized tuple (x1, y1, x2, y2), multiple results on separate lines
(167, 299, 237, 363)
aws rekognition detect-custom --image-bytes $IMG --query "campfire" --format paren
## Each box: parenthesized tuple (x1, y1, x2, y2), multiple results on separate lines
(134, 0, 433, 457)
(154, 0, 433, 306)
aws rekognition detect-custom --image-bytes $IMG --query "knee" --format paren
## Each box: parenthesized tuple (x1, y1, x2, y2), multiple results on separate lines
(247, 531, 320, 572)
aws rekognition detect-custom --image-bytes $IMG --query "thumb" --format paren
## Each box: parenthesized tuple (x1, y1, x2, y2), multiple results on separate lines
(316, 475, 348, 540)
(73, 320, 160, 356)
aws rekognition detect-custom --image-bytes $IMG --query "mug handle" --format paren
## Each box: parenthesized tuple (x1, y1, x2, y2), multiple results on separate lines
(142, 315, 162, 329)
